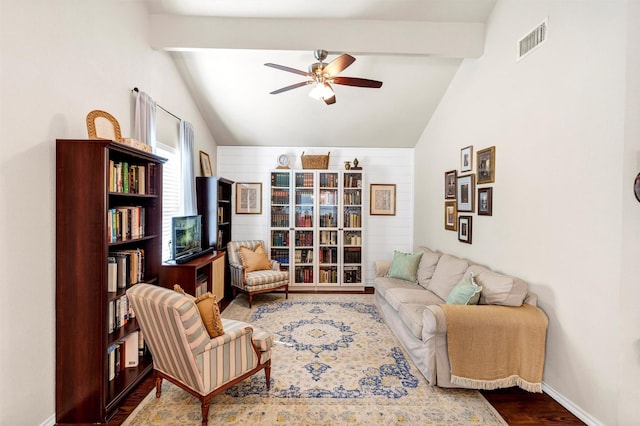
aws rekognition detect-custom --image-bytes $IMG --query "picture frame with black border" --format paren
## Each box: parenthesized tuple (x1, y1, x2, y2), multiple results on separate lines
(370, 184, 396, 216)
(478, 187, 493, 216)
(456, 173, 475, 212)
(458, 215, 472, 244)
(199, 151, 212, 177)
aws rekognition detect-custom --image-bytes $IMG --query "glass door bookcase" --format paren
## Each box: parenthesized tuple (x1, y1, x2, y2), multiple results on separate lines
(342, 171, 363, 286)
(270, 171, 291, 272)
(318, 171, 339, 287)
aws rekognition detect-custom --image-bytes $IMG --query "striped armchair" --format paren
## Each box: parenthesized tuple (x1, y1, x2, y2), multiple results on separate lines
(126, 284, 273, 426)
(227, 240, 289, 307)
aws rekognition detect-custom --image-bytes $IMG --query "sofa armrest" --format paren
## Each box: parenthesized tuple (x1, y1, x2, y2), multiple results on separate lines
(373, 260, 392, 278)
(422, 305, 448, 338)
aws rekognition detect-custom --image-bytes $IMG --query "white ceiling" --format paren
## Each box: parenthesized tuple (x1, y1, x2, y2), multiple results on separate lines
(145, 0, 497, 148)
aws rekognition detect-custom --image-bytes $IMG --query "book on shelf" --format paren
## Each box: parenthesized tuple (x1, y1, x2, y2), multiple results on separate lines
(109, 248, 145, 288)
(108, 206, 146, 242)
(107, 256, 117, 292)
(123, 331, 139, 368)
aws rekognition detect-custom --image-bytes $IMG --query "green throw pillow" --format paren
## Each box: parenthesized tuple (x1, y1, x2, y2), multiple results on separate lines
(446, 273, 483, 305)
(386, 250, 424, 283)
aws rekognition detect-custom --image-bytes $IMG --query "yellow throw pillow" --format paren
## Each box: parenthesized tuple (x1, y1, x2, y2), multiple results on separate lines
(194, 292, 225, 338)
(239, 244, 272, 272)
(173, 284, 195, 301)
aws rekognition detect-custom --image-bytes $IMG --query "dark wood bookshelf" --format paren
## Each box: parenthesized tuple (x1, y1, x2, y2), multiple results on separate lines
(55, 139, 165, 424)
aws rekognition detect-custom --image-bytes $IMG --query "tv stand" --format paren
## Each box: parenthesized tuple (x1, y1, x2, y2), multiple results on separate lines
(174, 247, 215, 264)
(160, 251, 225, 300)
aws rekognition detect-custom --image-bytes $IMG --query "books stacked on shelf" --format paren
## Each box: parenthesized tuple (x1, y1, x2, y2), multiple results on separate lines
(295, 189, 314, 204)
(271, 189, 289, 204)
(108, 294, 134, 334)
(319, 211, 336, 227)
(344, 247, 362, 263)
(108, 206, 146, 242)
(109, 249, 145, 290)
(319, 230, 337, 245)
(295, 231, 313, 246)
(295, 266, 314, 283)
(107, 331, 142, 381)
(343, 266, 362, 283)
(195, 281, 208, 298)
(319, 267, 338, 283)
(344, 232, 362, 245)
(295, 173, 314, 188)
(270, 248, 289, 265)
(343, 190, 361, 205)
(344, 174, 362, 188)
(319, 189, 337, 205)
(296, 210, 313, 227)
(295, 249, 314, 264)
(271, 206, 289, 227)
(319, 247, 337, 263)
(271, 173, 290, 187)
(271, 230, 289, 246)
(319, 173, 338, 188)
(344, 210, 361, 228)
(108, 161, 156, 194)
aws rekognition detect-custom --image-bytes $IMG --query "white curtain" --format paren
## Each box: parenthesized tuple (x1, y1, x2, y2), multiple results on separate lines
(179, 120, 197, 215)
(134, 91, 157, 151)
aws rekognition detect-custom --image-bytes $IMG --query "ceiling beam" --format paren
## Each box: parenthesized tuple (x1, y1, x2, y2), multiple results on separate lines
(149, 15, 485, 58)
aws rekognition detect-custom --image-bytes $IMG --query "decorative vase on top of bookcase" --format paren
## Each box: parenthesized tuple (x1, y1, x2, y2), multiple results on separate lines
(55, 139, 165, 424)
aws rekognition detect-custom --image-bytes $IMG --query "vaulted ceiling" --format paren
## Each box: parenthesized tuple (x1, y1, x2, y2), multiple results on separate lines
(145, 0, 497, 148)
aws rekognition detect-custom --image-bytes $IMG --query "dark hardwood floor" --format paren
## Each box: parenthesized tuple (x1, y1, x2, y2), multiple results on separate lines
(107, 369, 584, 425)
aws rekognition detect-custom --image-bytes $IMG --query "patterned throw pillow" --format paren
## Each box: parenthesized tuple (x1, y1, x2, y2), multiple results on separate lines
(239, 244, 272, 272)
(194, 292, 225, 338)
(386, 250, 424, 283)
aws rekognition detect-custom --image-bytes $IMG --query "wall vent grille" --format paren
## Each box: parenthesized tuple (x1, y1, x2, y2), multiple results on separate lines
(518, 18, 548, 61)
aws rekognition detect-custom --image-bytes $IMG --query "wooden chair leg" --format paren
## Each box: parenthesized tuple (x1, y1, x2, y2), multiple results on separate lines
(265, 362, 271, 390)
(248, 293, 253, 308)
(285, 285, 289, 300)
(155, 376, 163, 398)
(200, 395, 213, 426)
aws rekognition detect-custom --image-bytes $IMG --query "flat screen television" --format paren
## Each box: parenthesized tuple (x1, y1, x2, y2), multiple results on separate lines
(171, 215, 202, 261)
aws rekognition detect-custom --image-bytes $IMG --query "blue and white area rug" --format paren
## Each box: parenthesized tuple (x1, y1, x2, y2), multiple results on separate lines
(123, 293, 506, 425)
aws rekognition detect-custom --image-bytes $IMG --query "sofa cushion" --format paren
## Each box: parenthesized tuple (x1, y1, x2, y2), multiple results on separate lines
(386, 250, 423, 282)
(416, 250, 442, 289)
(446, 273, 482, 305)
(428, 254, 469, 301)
(398, 303, 429, 340)
(477, 270, 528, 306)
(385, 287, 445, 311)
(374, 276, 422, 298)
(239, 244, 272, 272)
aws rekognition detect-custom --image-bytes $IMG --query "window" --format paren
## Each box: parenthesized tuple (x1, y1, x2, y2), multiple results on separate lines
(156, 143, 181, 261)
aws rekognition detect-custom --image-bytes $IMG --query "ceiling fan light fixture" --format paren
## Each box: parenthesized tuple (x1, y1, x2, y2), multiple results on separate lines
(309, 82, 335, 102)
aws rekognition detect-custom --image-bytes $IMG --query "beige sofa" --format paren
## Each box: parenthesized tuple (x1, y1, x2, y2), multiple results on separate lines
(374, 246, 548, 392)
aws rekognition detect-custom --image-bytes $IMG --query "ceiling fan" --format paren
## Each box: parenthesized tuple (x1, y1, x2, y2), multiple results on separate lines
(264, 50, 383, 105)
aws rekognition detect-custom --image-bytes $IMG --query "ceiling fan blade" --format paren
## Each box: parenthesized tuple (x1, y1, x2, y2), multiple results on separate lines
(333, 76, 383, 88)
(322, 54, 356, 76)
(269, 81, 312, 95)
(264, 63, 310, 77)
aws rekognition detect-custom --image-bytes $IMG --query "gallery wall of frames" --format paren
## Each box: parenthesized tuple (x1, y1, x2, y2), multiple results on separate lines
(443, 145, 496, 244)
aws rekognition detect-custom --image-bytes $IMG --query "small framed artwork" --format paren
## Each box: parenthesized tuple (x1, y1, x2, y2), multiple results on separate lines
(458, 215, 473, 244)
(370, 184, 396, 216)
(478, 187, 493, 216)
(456, 174, 475, 212)
(444, 201, 457, 231)
(199, 151, 212, 177)
(460, 146, 473, 172)
(236, 182, 262, 214)
(477, 146, 496, 184)
(444, 170, 457, 200)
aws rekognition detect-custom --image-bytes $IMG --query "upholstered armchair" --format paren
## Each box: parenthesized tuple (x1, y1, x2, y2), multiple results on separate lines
(126, 284, 273, 426)
(226, 240, 289, 307)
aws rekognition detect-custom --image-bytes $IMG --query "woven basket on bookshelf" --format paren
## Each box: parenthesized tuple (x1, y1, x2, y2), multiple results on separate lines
(301, 152, 330, 169)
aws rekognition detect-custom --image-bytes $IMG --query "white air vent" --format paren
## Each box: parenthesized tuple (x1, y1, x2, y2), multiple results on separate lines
(517, 18, 548, 61)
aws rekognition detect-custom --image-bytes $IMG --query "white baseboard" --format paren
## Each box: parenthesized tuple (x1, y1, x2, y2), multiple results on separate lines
(40, 413, 55, 426)
(542, 382, 602, 426)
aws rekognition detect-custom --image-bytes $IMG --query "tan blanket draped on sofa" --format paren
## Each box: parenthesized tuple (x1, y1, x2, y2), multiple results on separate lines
(441, 303, 548, 392)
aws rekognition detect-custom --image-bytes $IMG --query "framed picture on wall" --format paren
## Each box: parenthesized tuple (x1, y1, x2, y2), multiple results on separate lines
(458, 215, 472, 244)
(199, 151, 212, 177)
(456, 174, 475, 212)
(460, 146, 473, 172)
(370, 184, 396, 216)
(236, 182, 262, 214)
(444, 201, 457, 231)
(444, 170, 457, 199)
(477, 146, 496, 184)
(478, 187, 493, 216)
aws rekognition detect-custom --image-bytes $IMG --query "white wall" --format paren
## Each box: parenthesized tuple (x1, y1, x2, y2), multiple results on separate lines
(414, 1, 639, 424)
(0, 1, 217, 424)
(217, 146, 414, 285)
